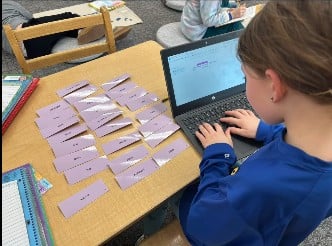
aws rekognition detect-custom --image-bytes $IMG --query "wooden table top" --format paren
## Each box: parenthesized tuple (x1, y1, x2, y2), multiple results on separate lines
(2, 40, 200, 245)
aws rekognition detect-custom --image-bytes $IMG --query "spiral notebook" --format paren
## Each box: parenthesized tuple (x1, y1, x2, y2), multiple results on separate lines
(2, 164, 54, 246)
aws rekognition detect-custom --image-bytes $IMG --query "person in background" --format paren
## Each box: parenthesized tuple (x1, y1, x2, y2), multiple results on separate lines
(181, 0, 246, 41)
(138, 0, 332, 245)
(2, 0, 105, 59)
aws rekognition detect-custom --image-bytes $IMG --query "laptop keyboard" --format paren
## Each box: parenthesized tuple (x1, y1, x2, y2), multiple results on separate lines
(181, 94, 253, 134)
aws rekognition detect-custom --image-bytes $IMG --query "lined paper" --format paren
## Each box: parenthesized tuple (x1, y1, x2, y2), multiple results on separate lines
(2, 84, 20, 113)
(2, 181, 30, 246)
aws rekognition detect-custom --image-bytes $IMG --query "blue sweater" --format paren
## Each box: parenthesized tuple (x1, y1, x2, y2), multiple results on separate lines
(179, 121, 332, 245)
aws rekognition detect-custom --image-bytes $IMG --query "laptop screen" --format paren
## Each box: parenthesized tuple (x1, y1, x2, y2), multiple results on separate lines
(167, 36, 244, 107)
(161, 30, 245, 117)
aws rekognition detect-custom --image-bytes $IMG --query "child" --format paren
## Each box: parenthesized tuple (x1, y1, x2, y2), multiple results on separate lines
(180, 0, 332, 245)
(2, 0, 105, 59)
(139, 0, 332, 245)
(180, 0, 246, 41)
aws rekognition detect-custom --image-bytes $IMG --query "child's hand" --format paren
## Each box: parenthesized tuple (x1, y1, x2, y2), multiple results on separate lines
(195, 122, 233, 149)
(230, 4, 246, 19)
(220, 109, 259, 139)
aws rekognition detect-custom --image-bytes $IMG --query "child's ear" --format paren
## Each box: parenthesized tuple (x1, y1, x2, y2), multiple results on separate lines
(265, 69, 287, 103)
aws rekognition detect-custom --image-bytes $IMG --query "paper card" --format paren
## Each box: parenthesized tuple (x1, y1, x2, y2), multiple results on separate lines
(79, 102, 119, 122)
(40, 116, 80, 139)
(73, 94, 111, 112)
(138, 114, 174, 137)
(115, 159, 159, 190)
(101, 73, 130, 91)
(63, 84, 98, 104)
(126, 93, 159, 112)
(53, 146, 99, 173)
(64, 156, 111, 184)
(58, 179, 109, 218)
(152, 138, 190, 166)
(56, 80, 89, 97)
(145, 122, 180, 148)
(136, 102, 168, 124)
(37, 178, 53, 195)
(32, 168, 53, 195)
(115, 87, 147, 106)
(102, 131, 142, 155)
(86, 110, 123, 131)
(108, 145, 149, 175)
(35, 107, 77, 129)
(51, 134, 96, 157)
(95, 117, 132, 137)
(47, 123, 88, 146)
(3, 75, 26, 81)
(105, 81, 137, 99)
(36, 100, 70, 117)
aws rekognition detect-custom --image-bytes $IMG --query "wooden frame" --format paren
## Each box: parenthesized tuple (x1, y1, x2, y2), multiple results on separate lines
(3, 6, 116, 74)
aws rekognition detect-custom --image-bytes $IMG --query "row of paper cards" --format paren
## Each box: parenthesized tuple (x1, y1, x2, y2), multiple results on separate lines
(34, 73, 190, 218)
(58, 137, 189, 218)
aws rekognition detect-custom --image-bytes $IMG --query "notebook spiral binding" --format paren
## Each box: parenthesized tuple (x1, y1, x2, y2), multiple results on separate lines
(2, 164, 54, 245)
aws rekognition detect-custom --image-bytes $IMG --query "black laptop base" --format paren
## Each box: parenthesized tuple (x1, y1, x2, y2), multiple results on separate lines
(177, 117, 262, 160)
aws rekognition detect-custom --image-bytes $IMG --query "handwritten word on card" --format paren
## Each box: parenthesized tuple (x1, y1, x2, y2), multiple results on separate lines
(57, 80, 89, 97)
(108, 145, 149, 175)
(36, 100, 70, 117)
(101, 73, 130, 91)
(102, 132, 141, 155)
(51, 134, 96, 157)
(152, 138, 190, 166)
(136, 103, 167, 124)
(115, 159, 159, 190)
(64, 156, 111, 184)
(53, 146, 99, 172)
(58, 179, 109, 218)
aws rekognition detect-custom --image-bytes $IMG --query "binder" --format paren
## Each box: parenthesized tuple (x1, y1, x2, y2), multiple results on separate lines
(2, 75, 39, 135)
(2, 164, 54, 245)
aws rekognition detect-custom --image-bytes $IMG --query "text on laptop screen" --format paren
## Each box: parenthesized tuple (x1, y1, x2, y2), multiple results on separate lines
(167, 37, 244, 106)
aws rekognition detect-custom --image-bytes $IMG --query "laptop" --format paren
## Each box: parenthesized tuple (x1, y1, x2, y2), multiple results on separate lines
(160, 30, 262, 160)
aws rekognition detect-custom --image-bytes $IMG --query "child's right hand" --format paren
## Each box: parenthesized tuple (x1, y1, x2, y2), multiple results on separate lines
(229, 4, 246, 19)
(220, 109, 259, 139)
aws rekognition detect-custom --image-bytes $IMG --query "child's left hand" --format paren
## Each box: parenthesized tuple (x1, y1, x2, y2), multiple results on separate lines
(195, 122, 233, 149)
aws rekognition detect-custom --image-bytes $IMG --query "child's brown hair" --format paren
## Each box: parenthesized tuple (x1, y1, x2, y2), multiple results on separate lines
(238, 0, 332, 104)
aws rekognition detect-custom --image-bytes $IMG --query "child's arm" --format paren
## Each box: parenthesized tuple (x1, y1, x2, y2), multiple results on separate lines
(180, 144, 245, 245)
(255, 121, 285, 144)
(200, 1, 231, 27)
(201, 1, 246, 28)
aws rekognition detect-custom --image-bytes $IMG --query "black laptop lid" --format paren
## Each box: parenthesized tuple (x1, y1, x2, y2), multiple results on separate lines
(161, 30, 245, 118)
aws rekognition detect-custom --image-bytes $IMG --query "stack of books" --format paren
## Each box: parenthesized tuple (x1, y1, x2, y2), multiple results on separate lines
(88, 0, 126, 11)
(2, 74, 39, 134)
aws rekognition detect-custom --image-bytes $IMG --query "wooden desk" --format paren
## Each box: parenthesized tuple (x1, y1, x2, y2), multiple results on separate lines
(2, 41, 200, 245)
